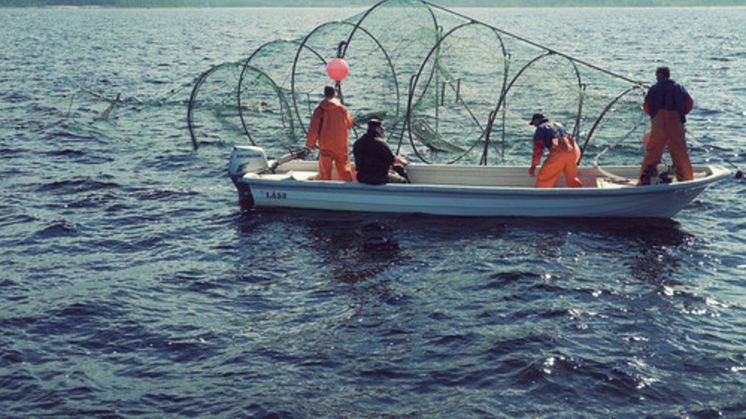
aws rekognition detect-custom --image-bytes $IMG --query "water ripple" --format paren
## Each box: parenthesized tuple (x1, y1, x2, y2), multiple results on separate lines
(2, 6, 745, 418)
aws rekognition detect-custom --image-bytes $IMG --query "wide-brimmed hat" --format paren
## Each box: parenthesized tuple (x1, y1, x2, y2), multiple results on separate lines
(529, 113, 547, 126)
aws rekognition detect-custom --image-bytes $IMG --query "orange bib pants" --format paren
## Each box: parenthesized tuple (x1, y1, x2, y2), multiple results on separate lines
(318, 149, 354, 181)
(535, 136, 583, 188)
(638, 109, 693, 184)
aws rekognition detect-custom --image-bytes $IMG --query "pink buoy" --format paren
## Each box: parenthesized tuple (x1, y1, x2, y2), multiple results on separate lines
(327, 58, 349, 82)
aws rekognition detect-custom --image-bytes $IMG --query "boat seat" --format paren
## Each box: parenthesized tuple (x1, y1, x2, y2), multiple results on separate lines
(596, 177, 636, 188)
(258, 172, 293, 181)
(290, 171, 318, 181)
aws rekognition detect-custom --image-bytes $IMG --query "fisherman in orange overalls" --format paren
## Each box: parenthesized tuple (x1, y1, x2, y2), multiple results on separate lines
(638, 66, 694, 185)
(528, 113, 583, 188)
(305, 86, 355, 181)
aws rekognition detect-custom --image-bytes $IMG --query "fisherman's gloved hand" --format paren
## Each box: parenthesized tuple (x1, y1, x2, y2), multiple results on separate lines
(299, 146, 313, 159)
(529, 166, 536, 177)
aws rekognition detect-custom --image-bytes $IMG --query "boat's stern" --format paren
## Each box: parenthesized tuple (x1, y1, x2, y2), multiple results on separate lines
(228, 145, 268, 208)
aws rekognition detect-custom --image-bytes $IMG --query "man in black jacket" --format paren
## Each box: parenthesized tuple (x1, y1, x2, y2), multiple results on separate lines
(353, 118, 408, 185)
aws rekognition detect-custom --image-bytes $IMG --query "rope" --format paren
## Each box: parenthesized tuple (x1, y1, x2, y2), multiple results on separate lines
(423, 1, 647, 88)
(686, 129, 743, 178)
(589, 111, 646, 184)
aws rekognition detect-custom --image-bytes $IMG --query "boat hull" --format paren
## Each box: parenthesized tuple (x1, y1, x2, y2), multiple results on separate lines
(234, 163, 728, 218)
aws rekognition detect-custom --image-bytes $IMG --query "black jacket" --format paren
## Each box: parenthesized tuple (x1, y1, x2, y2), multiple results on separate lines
(353, 129, 395, 185)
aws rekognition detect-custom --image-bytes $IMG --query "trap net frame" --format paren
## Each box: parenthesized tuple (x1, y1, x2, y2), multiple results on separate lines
(187, 0, 648, 167)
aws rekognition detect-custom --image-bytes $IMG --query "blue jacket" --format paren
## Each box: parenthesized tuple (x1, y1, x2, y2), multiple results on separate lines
(644, 79, 693, 123)
(533, 121, 567, 150)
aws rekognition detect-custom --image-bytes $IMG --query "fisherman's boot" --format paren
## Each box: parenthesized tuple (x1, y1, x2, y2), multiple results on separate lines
(638, 164, 658, 186)
(658, 165, 675, 184)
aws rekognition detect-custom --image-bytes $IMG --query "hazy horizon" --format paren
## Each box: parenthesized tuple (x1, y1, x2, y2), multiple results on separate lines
(2, 0, 746, 7)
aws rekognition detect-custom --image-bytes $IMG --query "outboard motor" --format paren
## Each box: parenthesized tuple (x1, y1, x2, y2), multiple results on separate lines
(229, 146, 268, 180)
(228, 145, 268, 208)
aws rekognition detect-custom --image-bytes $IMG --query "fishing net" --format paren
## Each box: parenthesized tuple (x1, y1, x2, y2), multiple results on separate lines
(577, 78, 648, 166)
(342, 0, 441, 137)
(238, 40, 306, 149)
(408, 22, 508, 164)
(289, 19, 402, 144)
(187, 61, 245, 149)
(188, 0, 647, 166)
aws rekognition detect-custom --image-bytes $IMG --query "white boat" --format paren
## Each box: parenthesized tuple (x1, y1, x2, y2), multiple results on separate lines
(228, 145, 729, 218)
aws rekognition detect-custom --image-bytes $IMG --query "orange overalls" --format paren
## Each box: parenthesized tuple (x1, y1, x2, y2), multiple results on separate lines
(639, 110, 693, 184)
(535, 137, 582, 188)
(305, 98, 355, 181)
(638, 80, 694, 185)
(532, 123, 582, 188)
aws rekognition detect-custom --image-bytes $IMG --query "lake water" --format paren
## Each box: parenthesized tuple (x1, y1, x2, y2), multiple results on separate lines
(1, 5, 745, 417)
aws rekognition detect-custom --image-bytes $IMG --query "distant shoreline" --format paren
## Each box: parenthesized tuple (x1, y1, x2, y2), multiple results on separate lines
(20, 4, 746, 6)
(2, 1, 746, 8)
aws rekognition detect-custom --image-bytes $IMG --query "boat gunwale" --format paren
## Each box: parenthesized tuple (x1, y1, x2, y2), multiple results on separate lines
(239, 164, 729, 198)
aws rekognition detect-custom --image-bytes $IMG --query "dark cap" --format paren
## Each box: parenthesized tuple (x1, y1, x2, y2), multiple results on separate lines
(655, 66, 670, 80)
(529, 113, 547, 126)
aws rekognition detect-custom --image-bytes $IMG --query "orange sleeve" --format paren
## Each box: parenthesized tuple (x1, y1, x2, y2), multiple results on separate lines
(684, 96, 693, 114)
(532, 140, 544, 167)
(643, 101, 650, 115)
(305, 107, 322, 149)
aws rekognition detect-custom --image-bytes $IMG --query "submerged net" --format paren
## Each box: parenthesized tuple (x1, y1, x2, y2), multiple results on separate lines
(188, 0, 647, 166)
(188, 61, 246, 149)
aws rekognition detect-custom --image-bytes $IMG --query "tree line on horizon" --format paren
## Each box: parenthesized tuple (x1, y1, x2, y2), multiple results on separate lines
(2, 0, 745, 7)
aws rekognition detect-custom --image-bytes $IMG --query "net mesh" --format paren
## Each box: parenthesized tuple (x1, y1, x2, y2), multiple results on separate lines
(188, 61, 245, 148)
(188, 0, 647, 166)
(238, 40, 308, 148)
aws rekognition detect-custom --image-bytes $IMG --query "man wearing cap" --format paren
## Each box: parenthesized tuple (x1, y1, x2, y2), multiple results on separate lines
(638, 66, 694, 185)
(529, 113, 583, 188)
(353, 118, 408, 185)
(305, 85, 355, 182)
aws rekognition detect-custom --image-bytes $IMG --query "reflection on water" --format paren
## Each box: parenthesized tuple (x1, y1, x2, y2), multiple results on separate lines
(304, 217, 404, 284)
(587, 218, 691, 285)
(236, 210, 694, 289)
(237, 209, 405, 283)
(229, 209, 710, 407)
